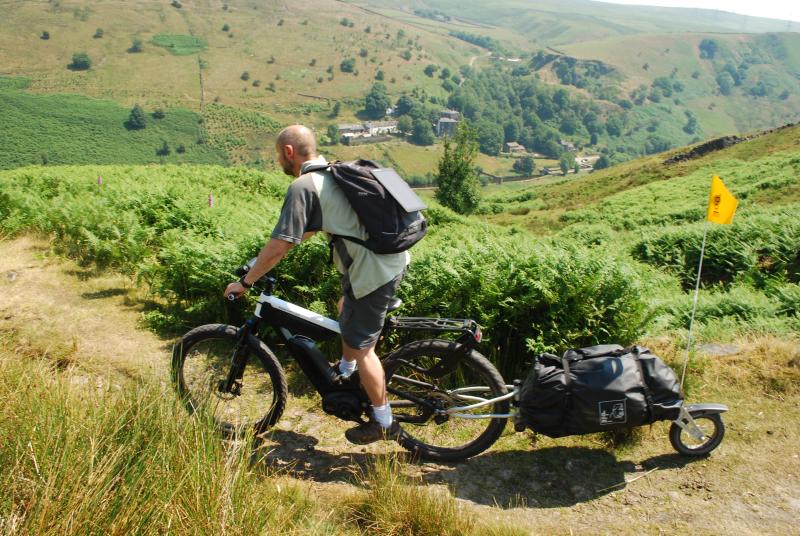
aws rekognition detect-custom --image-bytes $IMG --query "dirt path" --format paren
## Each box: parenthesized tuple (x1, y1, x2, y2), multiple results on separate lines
(1, 236, 798, 534)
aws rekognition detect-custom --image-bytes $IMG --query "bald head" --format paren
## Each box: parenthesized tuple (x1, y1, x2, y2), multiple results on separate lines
(275, 125, 318, 177)
(276, 125, 317, 159)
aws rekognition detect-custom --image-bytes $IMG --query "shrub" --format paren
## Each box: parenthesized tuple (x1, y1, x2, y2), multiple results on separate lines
(41, 31, 50, 40)
(127, 104, 147, 130)
(129, 37, 143, 53)
(632, 211, 800, 290)
(93, 28, 103, 38)
(340, 58, 356, 73)
(68, 52, 91, 70)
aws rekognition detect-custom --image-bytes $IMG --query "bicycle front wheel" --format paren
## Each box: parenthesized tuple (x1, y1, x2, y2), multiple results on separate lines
(383, 339, 509, 462)
(172, 324, 287, 437)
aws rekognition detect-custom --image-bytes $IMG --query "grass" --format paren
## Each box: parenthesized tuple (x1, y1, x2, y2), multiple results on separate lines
(151, 33, 208, 55)
(0, 81, 227, 169)
(2, 238, 799, 534)
(0, 343, 328, 534)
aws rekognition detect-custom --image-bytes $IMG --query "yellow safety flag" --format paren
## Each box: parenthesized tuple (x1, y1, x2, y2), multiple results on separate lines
(706, 175, 738, 224)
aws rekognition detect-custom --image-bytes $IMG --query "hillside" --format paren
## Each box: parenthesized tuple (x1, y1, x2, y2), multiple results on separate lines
(1, 0, 798, 170)
(356, 0, 798, 46)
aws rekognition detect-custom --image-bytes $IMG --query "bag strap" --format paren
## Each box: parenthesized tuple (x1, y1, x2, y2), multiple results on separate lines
(630, 346, 655, 423)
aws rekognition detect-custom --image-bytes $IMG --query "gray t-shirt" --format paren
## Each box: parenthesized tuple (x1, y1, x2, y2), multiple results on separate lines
(271, 157, 409, 299)
(271, 174, 322, 244)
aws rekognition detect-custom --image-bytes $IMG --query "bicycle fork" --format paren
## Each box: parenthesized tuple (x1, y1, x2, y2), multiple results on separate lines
(219, 319, 256, 396)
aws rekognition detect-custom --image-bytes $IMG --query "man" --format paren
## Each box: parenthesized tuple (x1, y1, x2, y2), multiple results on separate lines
(224, 124, 407, 444)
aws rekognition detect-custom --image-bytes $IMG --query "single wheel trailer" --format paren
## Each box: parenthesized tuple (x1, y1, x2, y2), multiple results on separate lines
(434, 380, 727, 456)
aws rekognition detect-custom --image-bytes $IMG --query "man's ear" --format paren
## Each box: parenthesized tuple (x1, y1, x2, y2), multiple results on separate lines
(283, 144, 295, 160)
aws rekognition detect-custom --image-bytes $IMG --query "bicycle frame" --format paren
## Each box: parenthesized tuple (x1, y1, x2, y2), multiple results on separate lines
(227, 276, 518, 422)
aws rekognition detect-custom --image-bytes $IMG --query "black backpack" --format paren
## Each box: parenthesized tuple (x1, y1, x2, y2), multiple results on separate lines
(306, 159, 428, 255)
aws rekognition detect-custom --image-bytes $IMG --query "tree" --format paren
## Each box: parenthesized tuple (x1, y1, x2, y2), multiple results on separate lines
(594, 154, 611, 170)
(152, 108, 166, 119)
(424, 64, 438, 77)
(240, 71, 250, 81)
(129, 37, 143, 53)
(375, 70, 384, 81)
(397, 115, 413, 135)
(330, 101, 341, 118)
(364, 83, 389, 119)
(221, 24, 230, 32)
(68, 52, 91, 70)
(512, 155, 535, 175)
(683, 111, 698, 134)
(93, 28, 104, 38)
(411, 118, 434, 146)
(699, 39, 718, 59)
(475, 120, 503, 156)
(340, 58, 356, 73)
(156, 141, 171, 156)
(359, 48, 368, 58)
(41, 31, 50, 40)
(127, 104, 147, 130)
(716, 72, 734, 96)
(326, 124, 340, 145)
(435, 121, 480, 214)
(559, 153, 573, 175)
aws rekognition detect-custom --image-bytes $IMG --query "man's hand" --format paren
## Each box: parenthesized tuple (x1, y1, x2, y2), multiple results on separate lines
(221, 238, 295, 301)
(224, 280, 247, 300)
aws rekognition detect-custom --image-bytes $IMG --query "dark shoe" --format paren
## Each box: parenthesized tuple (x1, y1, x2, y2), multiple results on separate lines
(345, 419, 401, 445)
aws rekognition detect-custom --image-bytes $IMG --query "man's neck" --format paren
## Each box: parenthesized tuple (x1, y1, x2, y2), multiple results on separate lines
(295, 155, 322, 176)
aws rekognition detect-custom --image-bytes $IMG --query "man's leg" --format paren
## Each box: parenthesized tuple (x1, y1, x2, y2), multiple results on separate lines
(338, 273, 404, 444)
(342, 342, 387, 406)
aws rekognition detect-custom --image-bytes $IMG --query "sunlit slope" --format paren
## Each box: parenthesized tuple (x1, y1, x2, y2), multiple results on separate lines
(482, 123, 800, 232)
(0, 0, 471, 116)
(356, 0, 798, 46)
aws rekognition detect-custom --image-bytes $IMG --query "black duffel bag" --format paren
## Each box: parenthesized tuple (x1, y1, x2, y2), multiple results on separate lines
(519, 344, 683, 438)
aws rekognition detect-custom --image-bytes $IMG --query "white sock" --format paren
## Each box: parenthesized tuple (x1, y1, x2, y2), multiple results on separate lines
(338, 357, 357, 377)
(372, 403, 393, 429)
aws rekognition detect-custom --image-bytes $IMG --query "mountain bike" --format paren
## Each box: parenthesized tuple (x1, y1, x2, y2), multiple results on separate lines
(171, 259, 516, 462)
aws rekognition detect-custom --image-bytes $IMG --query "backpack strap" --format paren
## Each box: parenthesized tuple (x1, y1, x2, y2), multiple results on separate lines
(630, 346, 655, 424)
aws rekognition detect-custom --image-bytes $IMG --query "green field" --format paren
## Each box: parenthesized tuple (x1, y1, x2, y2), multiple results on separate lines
(0, 77, 227, 169)
(151, 33, 208, 56)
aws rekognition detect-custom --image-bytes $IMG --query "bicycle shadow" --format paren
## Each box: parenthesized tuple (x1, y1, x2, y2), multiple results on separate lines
(419, 447, 705, 509)
(249, 430, 399, 483)
(249, 430, 704, 508)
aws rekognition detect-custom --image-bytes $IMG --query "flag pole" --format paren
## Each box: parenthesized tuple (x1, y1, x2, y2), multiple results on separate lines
(680, 220, 709, 390)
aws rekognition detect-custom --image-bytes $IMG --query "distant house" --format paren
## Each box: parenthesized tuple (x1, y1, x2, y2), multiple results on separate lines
(436, 117, 459, 137)
(577, 154, 600, 170)
(559, 139, 577, 152)
(439, 109, 460, 121)
(504, 141, 526, 154)
(364, 120, 398, 136)
(338, 124, 366, 138)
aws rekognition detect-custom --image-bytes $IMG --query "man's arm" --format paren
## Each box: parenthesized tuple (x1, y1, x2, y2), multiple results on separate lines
(224, 232, 316, 298)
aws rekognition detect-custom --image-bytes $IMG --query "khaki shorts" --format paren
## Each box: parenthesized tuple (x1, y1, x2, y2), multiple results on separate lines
(339, 271, 404, 349)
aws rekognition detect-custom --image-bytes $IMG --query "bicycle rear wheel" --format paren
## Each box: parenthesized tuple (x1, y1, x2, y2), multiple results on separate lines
(172, 324, 287, 437)
(383, 339, 509, 462)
